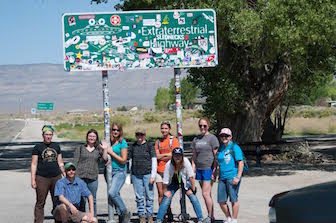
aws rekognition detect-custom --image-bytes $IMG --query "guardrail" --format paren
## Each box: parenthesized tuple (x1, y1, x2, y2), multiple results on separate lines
(2, 137, 335, 168)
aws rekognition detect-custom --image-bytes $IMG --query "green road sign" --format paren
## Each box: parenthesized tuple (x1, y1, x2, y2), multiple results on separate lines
(37, 102, 54, 111)
(62, 9, 217, 71)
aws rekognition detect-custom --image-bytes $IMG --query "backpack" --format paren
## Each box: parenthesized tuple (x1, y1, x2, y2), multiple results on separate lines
(227, 142, 249, 174)
(156, 135, 174, 150)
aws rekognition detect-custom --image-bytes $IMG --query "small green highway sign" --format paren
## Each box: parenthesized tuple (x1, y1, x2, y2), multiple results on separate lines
(37, 102, 54, 111)
(62, 9, 217, 71)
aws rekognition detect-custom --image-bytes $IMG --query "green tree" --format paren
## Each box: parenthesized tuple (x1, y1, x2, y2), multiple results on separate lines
(169, 77, 199, 109)
(154, 87, 171, 111)
(263, 70, 334, 142)
(327, 80, 336, 101)
(112, 0, 336, 142)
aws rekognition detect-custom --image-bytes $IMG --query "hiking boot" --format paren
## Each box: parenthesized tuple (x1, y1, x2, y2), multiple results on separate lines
(148, 216, 154, 223)
(121, 211, 131, 223)
(139, 215, 146, 223)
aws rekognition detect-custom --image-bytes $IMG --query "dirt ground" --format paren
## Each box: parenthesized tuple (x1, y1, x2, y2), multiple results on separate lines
(1, 119, 336, 223)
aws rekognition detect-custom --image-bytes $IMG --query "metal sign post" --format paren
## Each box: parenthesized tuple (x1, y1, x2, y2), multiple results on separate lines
(174, 68, 183, 149)
(102, 70, 114, 222)
(174, 68, 189, 222)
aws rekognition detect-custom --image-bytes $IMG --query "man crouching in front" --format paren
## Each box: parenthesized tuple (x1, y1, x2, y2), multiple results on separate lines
(53, 162, 98, 223)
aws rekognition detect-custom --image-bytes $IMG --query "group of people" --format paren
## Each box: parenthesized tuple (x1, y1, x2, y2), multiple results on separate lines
(31, 117, 245, 223)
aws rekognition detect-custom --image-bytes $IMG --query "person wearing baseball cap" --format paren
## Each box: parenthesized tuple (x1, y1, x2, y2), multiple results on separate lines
(31, 124, 65, 223)
(129, 128, 157, 223)
(214, 128, 244, 223)
(53, 162, 98, 223)
(155, 148, 204, 223)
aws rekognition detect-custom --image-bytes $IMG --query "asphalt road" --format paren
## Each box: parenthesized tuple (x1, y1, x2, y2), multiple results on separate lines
(0, 119, 26, 142)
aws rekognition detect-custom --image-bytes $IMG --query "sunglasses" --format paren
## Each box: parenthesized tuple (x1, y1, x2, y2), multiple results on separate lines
(220, 134, 231, 138)
(112, 128, 120, 132)
(67, 168, 76, 172)
(135, 133, 145, 136)
(199, 124, 208, 128)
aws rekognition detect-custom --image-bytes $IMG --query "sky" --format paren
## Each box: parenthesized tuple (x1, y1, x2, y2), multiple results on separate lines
(0, 0, 119, 65)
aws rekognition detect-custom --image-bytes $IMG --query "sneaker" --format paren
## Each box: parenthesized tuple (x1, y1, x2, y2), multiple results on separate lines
(223, 217, 232, 223)
(203, 216, 212, 223)
(139, 215, 146, 223)
(165, 213, 173, 222)
(122, 211, 131, 223)
(148, 216, 154, 223)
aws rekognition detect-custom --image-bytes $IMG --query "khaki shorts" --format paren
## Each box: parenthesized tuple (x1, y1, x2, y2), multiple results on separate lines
(53, 204, 86, 223)
(155, 172, 164, 183)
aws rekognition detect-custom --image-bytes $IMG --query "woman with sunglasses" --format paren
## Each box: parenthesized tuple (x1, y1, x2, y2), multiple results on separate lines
(31, 125, 66, 223)
(191, 117, 219, 223)
(154, 120, 179, 221)
(214, 128, 244, 223)
(101, 123, 131, 223)
(129, 128, 157, 223)
(74, 129, 108, 217)
(156, 148, 204, 223)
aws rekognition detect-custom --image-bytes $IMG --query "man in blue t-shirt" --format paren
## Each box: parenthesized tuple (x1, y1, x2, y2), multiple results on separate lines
(53, 162, 97, 223)
(214, 128, 244, 223)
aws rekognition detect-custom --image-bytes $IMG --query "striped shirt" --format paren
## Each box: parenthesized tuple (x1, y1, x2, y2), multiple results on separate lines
(74, 145, 103, 180)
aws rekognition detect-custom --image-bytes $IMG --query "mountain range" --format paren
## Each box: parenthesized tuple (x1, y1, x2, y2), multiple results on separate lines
(0, 64, 187, 114)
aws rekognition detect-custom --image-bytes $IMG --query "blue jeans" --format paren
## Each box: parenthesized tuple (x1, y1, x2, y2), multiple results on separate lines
(79, 178, 98, 216)
(132, 174, 154, 217)
(108, 168, 127, 215)
(218, 178, 241, 203)
(156, 183, 203, 221)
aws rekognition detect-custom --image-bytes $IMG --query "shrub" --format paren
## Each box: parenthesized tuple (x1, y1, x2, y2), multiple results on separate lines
(111, 115, 131, 126)
(55, 123, 73, 130)
(143, 112, 160, 123)
(117, 106, 128, 111)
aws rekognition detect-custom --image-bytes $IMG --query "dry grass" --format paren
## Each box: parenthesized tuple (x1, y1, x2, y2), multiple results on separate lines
(47, 110, 201, 141)
(285, 116, 336, 135)
(6, 108, 335, 140)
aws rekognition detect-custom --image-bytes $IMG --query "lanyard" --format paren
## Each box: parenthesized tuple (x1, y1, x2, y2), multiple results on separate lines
(177, 171, 182, 185)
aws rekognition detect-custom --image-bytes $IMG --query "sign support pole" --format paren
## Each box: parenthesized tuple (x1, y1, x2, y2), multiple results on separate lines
(102, 70, 114, 222)
(174, 68, 189, 222)
(174, 68, 183, 149)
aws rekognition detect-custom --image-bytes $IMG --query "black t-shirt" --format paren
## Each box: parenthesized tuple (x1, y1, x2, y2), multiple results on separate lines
(171, 173, 180, 186)
(32, 142, 62, 177)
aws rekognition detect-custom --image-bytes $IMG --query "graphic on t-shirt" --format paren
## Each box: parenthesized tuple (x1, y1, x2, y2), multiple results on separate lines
(196, 141, 207, 146)
(224, 150, 231, 164)
(41, 147, 58, 162)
